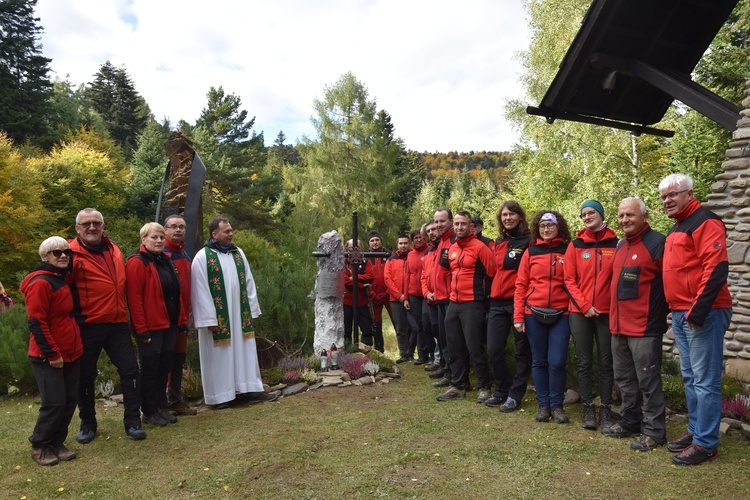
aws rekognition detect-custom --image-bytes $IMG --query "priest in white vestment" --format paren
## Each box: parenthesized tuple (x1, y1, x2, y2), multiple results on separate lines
(191, 217, 267, 406)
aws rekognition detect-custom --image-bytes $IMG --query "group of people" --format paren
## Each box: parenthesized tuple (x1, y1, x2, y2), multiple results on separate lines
(23, 209, 275, 466)
(345, 173, 732, 466)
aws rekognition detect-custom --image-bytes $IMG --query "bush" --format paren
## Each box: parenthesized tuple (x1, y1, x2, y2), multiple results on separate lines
(261, 368, 283, 386)
(0, 305, 34, 394)
(662, 374, 687, 411)
(722, 394, 750, 421)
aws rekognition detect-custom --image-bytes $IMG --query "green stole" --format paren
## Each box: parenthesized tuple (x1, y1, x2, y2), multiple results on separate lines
(204, 246, 255, 346)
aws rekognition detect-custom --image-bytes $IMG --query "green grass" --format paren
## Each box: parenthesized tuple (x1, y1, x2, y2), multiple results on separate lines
(2, 323, 750, 499)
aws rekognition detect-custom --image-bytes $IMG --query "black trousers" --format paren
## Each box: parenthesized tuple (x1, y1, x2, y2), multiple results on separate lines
(136, 329, 175, 416)
(408, 296, 434, 361)
(486, 299, 532, 402)
(445, 301, 489, 389)
(344, 304, 374, 347)
(436, 301, 452, 378)
(78, 322, 141, 431)
(29, 358, 80, 447)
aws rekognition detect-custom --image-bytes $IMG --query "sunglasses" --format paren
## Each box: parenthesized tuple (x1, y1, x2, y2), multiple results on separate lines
(48, 249, 73, 258)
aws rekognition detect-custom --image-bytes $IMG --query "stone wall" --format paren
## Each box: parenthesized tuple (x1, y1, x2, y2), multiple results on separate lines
(683, 81, 750, 382)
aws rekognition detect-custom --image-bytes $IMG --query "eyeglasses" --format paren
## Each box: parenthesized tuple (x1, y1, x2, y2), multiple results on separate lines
(48, 249, 73, 258)
(580, 210, 598, 219)
(660, 189, 688, 201)
(539, 223, 557, 231)
(76, 221, 103, 228)
(166, 225, 186, 230)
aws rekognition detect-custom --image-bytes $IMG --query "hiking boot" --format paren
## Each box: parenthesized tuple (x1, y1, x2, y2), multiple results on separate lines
(551, 407, 569, 424)
(672, 444, 718, 466)
(630, 434, 662, 452)
(602, 422, 639, 439)
(76, 427, 96, 444)
(599, 405, 614, 431)
(431, 376, 451, 388)
(143, 412, 168, 427)
(476, 388, 492, 404)
(581, 403, 597, 430)
(484, 395, 505, 407)
(428, 368, 446, 379)
(396, 357, 411, 364)
(158, 408, 178, 424)
(436, 386, 466, 401)
(536, 406, 551, 422)
(414, 358, 428, 365)
(424, 363, 439, 372)
(500, 397, 519, 413)
(50, 444, 76, 461)
(31, 446, 59, 466)
(667, 431, 693, 453)
(126, 426, 147, 440)
(170, 401, 198, 416)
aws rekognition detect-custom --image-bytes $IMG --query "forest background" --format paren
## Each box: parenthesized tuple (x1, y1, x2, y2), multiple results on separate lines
(1, 0, 749, 352)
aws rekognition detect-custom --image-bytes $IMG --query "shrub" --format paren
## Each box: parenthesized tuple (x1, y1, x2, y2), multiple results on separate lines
(340, 355, 369, 379)
(662, 374, 687, 411)
(721, 375, 746, 399)
(722, 394, 750, 421)
(366, 350, 394, 372)
(181, 365, 203, 399)
(0, 305, 34, 394)
(262, 368, 283, 386)
(282, 371, 301, 384)
(278, 356, 310, 373)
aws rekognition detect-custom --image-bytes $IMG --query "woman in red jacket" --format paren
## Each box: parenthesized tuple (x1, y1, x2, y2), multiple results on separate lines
(564, 200, 617, 431)
(21, 236, 83, 466)
(514, 211, 572, 424)
(485, 201, 532, 412)
(126, 223, 181, 428)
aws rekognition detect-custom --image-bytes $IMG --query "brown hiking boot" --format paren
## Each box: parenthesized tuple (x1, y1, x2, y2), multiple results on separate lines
(32, 446, 59, 466)
(535, 406, 551, 422)
(551, 407, 569, 424)
(50, 444, 76, 461)
(599, 405, 614, 431)
(170, 401, 198, 416)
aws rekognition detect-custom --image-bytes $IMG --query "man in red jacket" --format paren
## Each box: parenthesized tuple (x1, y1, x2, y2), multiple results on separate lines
(659, 174, 733, 466)
(69, 208, 144, 443)
(437, 211, 496, 401)
(407, 227, 431, 364)
(163, 215, 197, 416)
(429, 209, 456, 389)
(366, 231, 391, 353)
(385, 236, 412, 362)
(604, 197, 668, 452)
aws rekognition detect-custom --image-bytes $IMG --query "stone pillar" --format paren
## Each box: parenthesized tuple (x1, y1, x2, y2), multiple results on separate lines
(313, 231, 345, 355)
(699, 76, 750, 382)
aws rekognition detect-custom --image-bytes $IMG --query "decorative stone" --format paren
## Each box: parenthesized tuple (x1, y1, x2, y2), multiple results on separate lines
(716, 172, 739, 180)
(720, 422, 731, 435)
(731, 198, 750, 207)
(711, 181, 728, 191)
(726, 341, 744, 351)
(723, 157, 750, 170)
(726, 358, 750, 382)
(722, 417, 743, 429)
(729, 180, 749, 188)
(727, 242, 749, 264)
(564, 389, 580, 405)
(732, 189, 746, 196)
(735, 332, 750, 343)
(739, 351, 750, 360)
(281, 382, 309, 396)
(742, 423, 750, 439)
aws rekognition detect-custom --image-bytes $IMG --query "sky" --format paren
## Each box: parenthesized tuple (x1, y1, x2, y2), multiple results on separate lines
(34, 0, 532, 153)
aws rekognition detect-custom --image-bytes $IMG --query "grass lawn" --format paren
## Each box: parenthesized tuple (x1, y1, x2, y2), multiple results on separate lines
(2, 326, 749, 499)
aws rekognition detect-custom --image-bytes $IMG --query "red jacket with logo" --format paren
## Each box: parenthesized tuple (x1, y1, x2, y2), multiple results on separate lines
(406, 243, 428, 298)
(163, 237, 191, 330)
(447, 233, 496, 303)
(514, 237, 569, 323)
(384, 250, 411, 302)
(22, 265, 83, 363)
(367, 250, 390, 305)
(420, 242, 439, 302)
(564, 226, 618, 314)
(433, 228, 456, 302)
(610, 224, 668, 337)
(68, 235, 128, 324)
(663, 198, 732, 326)
(490, 230, 532, 301)
(344, 258, 374, 307)
(126, 246, 182, 335)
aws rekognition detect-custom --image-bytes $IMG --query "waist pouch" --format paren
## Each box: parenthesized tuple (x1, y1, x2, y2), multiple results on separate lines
(528, 304, 564, 325)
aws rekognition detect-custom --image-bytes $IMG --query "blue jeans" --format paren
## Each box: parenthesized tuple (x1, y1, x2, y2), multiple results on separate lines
(525, 314, 570, 408)
(672, 308, 732, 449)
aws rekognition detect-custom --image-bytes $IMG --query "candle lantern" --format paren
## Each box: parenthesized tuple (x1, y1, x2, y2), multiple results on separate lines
(330, 343, 340, 370)
(319, 349, 329, 372)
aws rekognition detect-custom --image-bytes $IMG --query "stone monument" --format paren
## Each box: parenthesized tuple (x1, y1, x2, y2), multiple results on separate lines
(313, 230, 345, 354)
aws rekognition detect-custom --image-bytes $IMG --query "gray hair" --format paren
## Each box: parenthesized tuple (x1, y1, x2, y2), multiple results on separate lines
(620, 197, 648, 215)
(139, 222, 165, 239)
(75, 208, 104, 225)
(39, 236, 69, 259)
(658, 173, 694, 192)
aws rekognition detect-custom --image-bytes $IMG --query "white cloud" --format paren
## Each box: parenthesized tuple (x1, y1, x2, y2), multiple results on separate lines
(35, 0, 531, 152)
